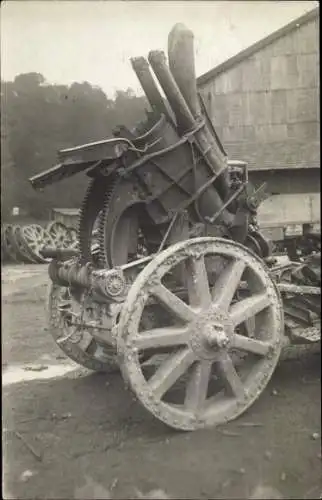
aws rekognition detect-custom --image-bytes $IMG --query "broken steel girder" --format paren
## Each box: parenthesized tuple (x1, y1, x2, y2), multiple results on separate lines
(117, 237, 284, 431)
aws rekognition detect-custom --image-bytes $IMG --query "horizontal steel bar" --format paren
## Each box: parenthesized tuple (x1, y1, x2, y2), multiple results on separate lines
(277, 283, 321, 295)
(40, 247, 79, 259)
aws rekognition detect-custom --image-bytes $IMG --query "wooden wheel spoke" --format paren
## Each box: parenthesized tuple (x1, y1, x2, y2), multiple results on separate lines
(211, 259, 246, 310)
(148, 347, 195, 399)
(117, 237, 283, 430)
(133, 327, 188, 350)
(217, 352, 245, 398)
(244, 316, 256, 337)
(152, 284, 197, 323)
(231, 334, 272, 356)
(185, 256, 212, 308)
(229, 293, 271, 327)
(184, 361, 212, 412)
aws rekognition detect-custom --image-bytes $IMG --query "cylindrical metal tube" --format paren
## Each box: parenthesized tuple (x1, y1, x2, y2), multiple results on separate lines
(40, 247, 79, 260)
(131, 57, 175, 126)
(49, 259, 92, 288)
(148, 51, 229, 179)
(48, 260, 127, 303)
(167, 24, 230, 198)
(168, 23, 201, 121)
(148, 51, 233, 226)
(148, 50, 195, 136)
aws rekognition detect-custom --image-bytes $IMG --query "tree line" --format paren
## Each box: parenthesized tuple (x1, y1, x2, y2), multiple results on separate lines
(1, 72, 149, 219)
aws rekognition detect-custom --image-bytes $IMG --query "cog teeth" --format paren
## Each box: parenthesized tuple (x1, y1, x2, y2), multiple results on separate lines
(97, 178, 118, 268)
(77, 176, 116, 267)
(77, 178, 97, 264)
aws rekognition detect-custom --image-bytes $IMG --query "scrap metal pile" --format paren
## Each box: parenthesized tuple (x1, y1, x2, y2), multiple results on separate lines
(29, 24, 320, 431)
(1, 222, 78, 264)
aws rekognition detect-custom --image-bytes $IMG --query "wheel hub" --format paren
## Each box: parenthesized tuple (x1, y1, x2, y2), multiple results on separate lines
(204, 323, 229, 349)
(189, 306, 233, 360)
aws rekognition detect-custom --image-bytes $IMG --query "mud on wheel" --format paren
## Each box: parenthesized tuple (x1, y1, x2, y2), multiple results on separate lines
(117, 237, 284, 431)
(47, 283, 119, 373)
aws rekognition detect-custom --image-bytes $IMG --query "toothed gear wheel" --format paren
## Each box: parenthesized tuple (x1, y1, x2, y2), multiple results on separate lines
(97, 178, 161, 268)
(77, 176, 117, 265)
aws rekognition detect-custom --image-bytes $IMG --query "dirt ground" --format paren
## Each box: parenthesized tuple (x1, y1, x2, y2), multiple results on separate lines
(2, 264, 321, 500)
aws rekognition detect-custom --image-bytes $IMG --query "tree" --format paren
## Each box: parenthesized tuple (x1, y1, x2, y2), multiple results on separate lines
(1, 74, 149, 219)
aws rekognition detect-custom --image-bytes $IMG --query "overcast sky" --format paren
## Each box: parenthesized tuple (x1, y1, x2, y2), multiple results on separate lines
(1, 1, 318, 97)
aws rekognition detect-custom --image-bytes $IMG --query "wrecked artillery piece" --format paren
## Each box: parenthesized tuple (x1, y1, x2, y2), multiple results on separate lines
(29, 24, 320, 431)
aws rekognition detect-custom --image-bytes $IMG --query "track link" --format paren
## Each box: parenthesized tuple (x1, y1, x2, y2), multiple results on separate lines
(280, 253, 321, 344)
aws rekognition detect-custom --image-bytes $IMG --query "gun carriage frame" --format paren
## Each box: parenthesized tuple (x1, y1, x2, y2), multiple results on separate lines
(29, 24, 320, 431)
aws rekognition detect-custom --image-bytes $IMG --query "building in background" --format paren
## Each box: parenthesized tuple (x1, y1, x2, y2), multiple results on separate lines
(51, 208, 80, 228)
(198, 8, 319, 241)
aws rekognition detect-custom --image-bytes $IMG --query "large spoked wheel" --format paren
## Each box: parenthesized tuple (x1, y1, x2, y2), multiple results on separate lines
(48, 283, 119, 373)
(117, 237, 284, 431)
(47, 222, 70, 249)
(19, 224, 54, 263)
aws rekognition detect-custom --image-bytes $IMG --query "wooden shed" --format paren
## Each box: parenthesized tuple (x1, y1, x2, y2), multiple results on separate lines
(197, 8, 320, 240)
(51, 208, 80, 229)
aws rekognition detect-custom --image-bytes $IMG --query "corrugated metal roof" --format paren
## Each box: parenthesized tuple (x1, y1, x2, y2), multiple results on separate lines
(225, 139, 320, 170)
(197, 8, 319, 87)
